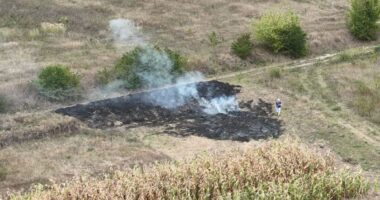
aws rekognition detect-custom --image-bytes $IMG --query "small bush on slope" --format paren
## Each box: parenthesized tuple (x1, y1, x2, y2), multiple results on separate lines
(0, 94, 8, 113)
(36, 65, 80, 101)
(348, 0, 380, 41)
(231, 33, 253, 59)
(253, 11, 307, 58)
(11, 140, 370, 200)
(113, 46, 187, 89)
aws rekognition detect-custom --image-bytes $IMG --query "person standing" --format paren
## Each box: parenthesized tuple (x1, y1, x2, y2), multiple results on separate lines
(275, 98, 282, 116)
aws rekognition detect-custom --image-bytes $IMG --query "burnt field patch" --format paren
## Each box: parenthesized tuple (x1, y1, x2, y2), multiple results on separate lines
(56, 81, 282, 141)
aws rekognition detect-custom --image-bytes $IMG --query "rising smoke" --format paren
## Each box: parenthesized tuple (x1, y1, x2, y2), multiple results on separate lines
(107, 18, 240, 115)
(109, 18, 145, 47)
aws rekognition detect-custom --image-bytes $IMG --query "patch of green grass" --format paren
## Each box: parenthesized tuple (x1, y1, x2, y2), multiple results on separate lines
(336, 52, 354, 63)
(208, 31, 221, 47)
(288, 77, 307, 93)
(351, 80, 380, 123)
(269, 67, 282, 79)
(313, 129, 380, 170)
(0, 166, 7, 181)
(96, 67, 114, 85)
(0, 94, 8, 113)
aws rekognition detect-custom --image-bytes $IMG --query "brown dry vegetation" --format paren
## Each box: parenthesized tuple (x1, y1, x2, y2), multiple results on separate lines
(9, 140, 370, 200)
(1, 0, 378, 112)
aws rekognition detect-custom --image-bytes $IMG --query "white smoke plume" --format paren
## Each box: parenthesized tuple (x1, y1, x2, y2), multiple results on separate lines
(88, 80, 126, 100)
(135, 48, 240, 114)
(105, 18, 239, 115)
(144, 71, 204, 109)
(109, 18, 145, 47)
(200, 96, 240, 115)
(136, 47, 174, 88)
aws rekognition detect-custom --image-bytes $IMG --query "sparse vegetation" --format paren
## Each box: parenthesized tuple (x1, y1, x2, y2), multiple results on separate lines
(208, 31, 221, 47)
(231, 33, 253, 59)
(269, 67, 282, 79)
(11, 140, 370, 200)
(348, 0, 380, 41)
(0, 166, 6, 181)
(36, 65, 81, 101)
(336, 52, 354, 63)
(0, 94, 8, 113)
(96, 67, 114, 85)
(40, 22, 66, 35)
(352, 80, 380, 122)
(253, 11, 307, 58)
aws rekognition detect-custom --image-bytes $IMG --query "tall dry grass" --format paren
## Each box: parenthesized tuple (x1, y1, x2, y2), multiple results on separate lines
(10, 140, 370, 200)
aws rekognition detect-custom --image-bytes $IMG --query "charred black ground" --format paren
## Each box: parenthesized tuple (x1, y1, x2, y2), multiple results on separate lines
(56, 81, 282, 141)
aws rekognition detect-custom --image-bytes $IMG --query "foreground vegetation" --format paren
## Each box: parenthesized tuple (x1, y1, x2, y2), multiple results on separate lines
(348, 0, 380, 41)
(11, 140, 369, 200)
(253, 11, 307, 58)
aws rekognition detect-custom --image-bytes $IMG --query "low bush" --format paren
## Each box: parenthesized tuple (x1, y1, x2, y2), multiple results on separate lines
(0, 95, 8, 113)
(348, 0, 380, 41)
(208, 31, 221, 47)
(96, 67, 114, 85)
(113, 46, 187, 89)
(12, 140, 370, 200)
(0, 166, 7, 181)
(269, 67, 282, 79)
(36, 65, 81, 101)
(231, 33, 253, 59)
(40, 22, 66, 35)
(253, 11, 307, 58)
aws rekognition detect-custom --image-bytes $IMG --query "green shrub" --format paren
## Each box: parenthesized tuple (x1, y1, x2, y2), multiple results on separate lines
(253, 11, 307, 58)
(36, 65, 81, 101)
(231, 33, 253, 59)
(336, 52, 354, 63)
(208, 31, 221, 47)
(269, 67, 282, 79)
(96, 67, 114, 85)
(114, 46, 187, 89)
(163, 47, 188, 75)
(0, 166, 7, 181)
(0, 95, 8, 113)
(348, 0, 380, 41)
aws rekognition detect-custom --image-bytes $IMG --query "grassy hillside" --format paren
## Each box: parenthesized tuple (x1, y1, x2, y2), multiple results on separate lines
(0, 0, 377, 112)
(1, 0, 380, 199)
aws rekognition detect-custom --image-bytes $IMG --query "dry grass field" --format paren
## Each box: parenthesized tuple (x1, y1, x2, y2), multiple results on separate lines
(1, 0, 380, 199)
(1, 0, 377, 111)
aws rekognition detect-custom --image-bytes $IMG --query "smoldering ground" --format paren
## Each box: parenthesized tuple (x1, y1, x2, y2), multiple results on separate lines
(56, 81, 282, 142)
(66, 19, 283, 141)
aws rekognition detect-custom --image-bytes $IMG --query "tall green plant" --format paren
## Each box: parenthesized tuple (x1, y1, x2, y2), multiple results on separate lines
(0, 95, 8, 113)
(253, 11, 307, 58)
(231, 33, 253, 59)
(348, 0, 380, 41)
